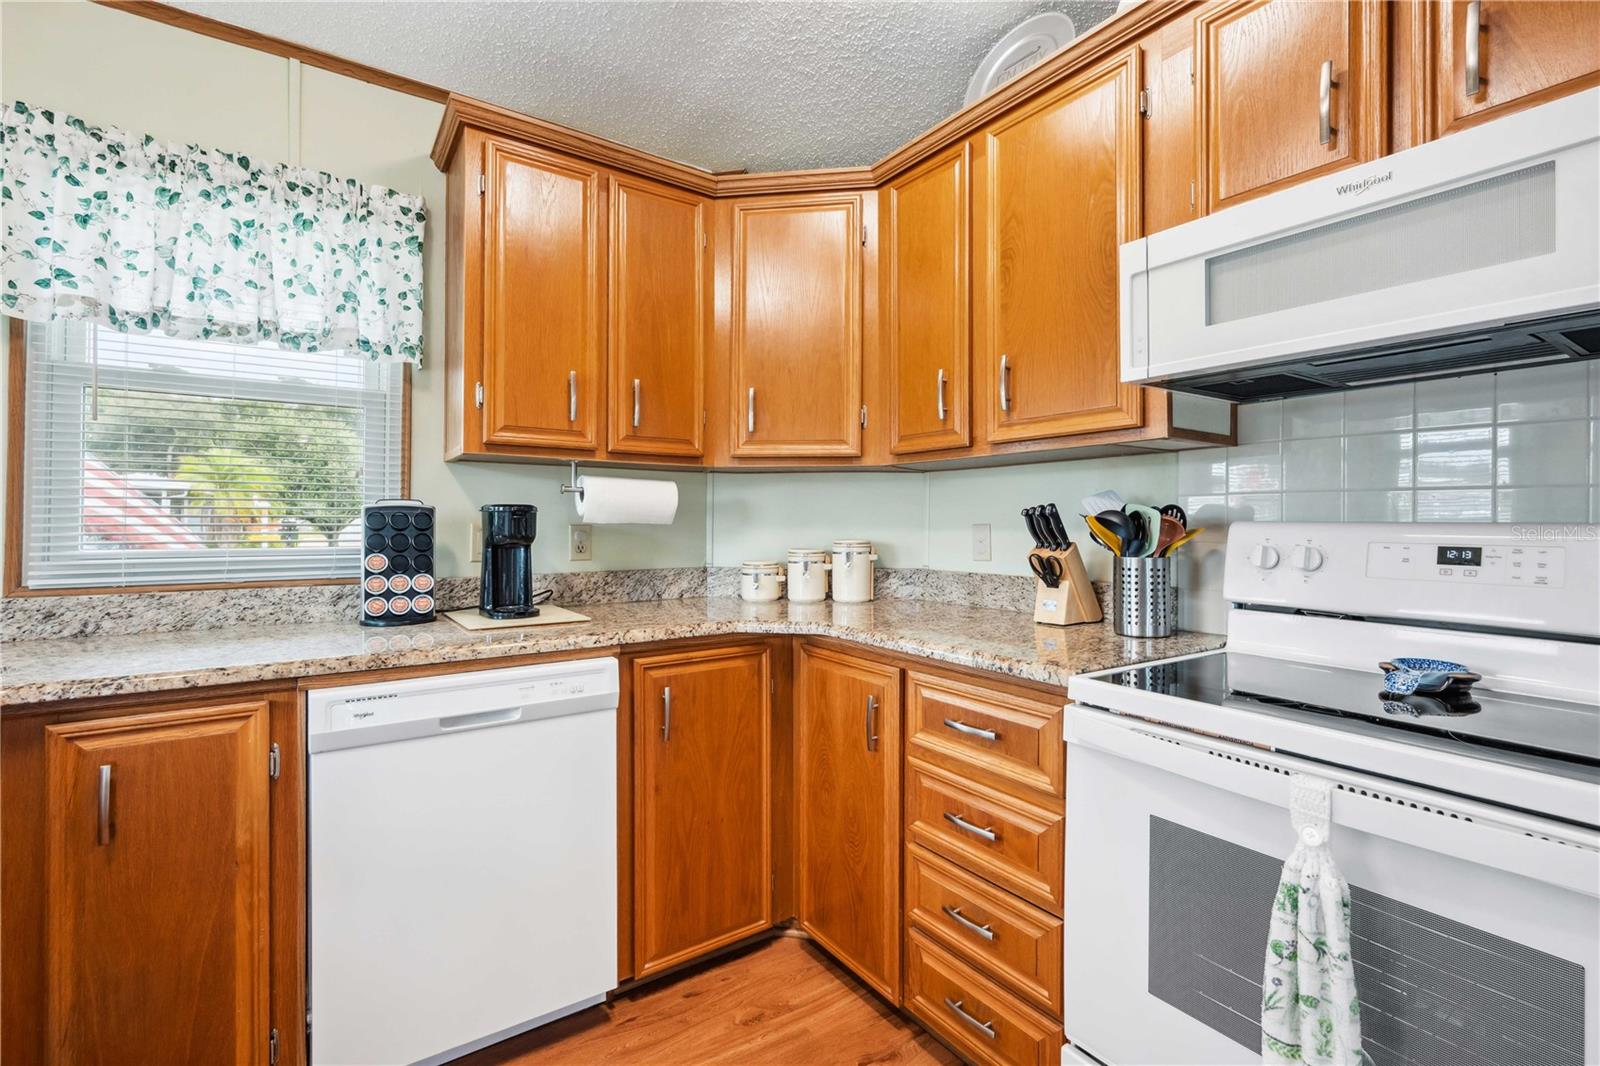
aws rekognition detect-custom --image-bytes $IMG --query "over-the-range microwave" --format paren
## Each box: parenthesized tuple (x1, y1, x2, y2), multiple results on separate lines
(1120, 88, 1600, 402)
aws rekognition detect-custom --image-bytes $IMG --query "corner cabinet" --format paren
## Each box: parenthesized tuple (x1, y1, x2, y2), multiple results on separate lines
(978, 48, 1146, 445)
(631, 645, 773, 978)
(794, 643, 902, 1001)
(481, 137, 604, 451)
(727, 193, 864, 459)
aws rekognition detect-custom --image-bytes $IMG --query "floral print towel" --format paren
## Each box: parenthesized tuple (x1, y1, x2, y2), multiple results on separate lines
(1262, 775, 1365, 1066)
(0, 100, 425, 363)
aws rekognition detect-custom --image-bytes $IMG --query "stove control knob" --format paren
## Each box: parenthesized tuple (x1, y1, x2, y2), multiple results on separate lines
(1250, 544, 1281, 570)
(1291, 545, 1325, 572)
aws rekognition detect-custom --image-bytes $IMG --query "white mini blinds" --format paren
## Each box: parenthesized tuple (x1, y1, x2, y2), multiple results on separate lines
(19, 320, 404, 589)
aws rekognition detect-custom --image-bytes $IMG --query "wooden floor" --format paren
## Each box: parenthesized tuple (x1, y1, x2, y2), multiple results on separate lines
(459, 935, 961, 1066)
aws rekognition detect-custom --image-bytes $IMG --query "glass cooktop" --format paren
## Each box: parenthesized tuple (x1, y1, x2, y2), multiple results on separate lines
(1094, 651, 1600, 769)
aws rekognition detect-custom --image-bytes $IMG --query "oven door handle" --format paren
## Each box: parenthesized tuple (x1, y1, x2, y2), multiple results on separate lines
(1066, 705, 1600, 897)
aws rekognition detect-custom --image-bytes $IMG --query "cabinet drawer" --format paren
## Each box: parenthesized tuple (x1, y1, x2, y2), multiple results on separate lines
(906, 671, 1064, 801)
(906, 845, 1062, 1016)
(906, 760, 1064, 915)
(905, 929, 1061, 1066)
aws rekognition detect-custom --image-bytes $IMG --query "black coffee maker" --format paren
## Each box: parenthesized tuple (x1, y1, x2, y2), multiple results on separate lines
(479, 504, 540, 619)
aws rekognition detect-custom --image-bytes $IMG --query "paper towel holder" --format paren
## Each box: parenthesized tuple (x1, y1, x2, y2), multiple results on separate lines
(560, 461, 584, 502)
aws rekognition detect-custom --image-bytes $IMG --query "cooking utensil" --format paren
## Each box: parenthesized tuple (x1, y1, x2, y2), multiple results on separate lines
(1043, 504, 1072, 549)
(1159, 503, 1187, 529)
(1083, 514, 1124, 555)
(1022, 507, 1046, 549)
(1029, 552, 1064, 588)
(1127, 505, 1163, 558)
(1160, 527, 1205, 556)
(1082, 489, 1125, 517)
(1155, 515, 1185, 556)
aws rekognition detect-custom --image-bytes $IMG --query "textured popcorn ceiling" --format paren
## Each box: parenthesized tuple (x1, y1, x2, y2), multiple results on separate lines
(173, 1, 1120, 173)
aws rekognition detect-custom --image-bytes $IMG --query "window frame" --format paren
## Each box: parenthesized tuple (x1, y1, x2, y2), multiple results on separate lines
(3, 317, 412, 597)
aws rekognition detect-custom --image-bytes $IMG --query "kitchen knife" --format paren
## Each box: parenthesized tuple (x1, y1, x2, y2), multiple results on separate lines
(1022, 507, 1045, 549)
(1043, 504, 1072, 550)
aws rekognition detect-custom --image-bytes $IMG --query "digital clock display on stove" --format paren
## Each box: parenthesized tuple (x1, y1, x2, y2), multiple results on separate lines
(1436, 545, 1482, 567)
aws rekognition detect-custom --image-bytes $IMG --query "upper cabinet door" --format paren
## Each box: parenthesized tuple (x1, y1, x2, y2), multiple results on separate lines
(1197, 0, 1384, 212)
(1141, 10, 1201, 234)
(482, 138, 603, 451)
(608, 176, 708, 457)
(1432, 0, 1600, 138)
(44, 703, 271, 1066)
(730, 194, 863, 458)
(980, 49, 1145, 444)
(886, 145, 970, 456)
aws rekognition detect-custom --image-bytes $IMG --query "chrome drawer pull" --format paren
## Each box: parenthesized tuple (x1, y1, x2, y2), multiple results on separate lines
(943, 718, 999, 742)
(944, 811, 998, 842)
(661, 685, 672, 741)
(747, 386, 756, 434)
(1465, 0, 1483, 96)
(866, 694, 879, 752)
(568, 370, 578, 422)
(97, 763, 112, 846)
(998, 354, 1011, 412)
(942, 904, 996, 942)
(943, 997, 997, 1040)
(1318, 60, 1335, 146)
(936, 367, 947, 421)
(632, 378, 641, 428)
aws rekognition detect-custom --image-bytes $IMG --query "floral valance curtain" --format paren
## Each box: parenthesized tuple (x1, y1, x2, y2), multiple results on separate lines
(0, 100, 425, 363)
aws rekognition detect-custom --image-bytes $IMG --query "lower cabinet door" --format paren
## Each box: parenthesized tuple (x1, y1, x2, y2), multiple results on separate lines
(905, 929, 1062, 1066)
(632, 645, 773, 977)
(44, 702, 272, 1066)
(795, 644, 902, 1001)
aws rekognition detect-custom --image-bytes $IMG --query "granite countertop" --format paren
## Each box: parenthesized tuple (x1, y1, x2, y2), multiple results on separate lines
(0, 597, 1224, 707)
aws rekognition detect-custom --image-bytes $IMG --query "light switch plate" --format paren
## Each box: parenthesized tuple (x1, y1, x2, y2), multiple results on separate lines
(972, 523, 992, 562)
(468, 521, 482, 563)
(569, 524, 593, 562)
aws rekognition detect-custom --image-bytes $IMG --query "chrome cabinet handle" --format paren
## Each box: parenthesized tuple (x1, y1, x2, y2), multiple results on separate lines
(936, 368, 947, 422)
(999, 354, 1010, 412)
(97, 764, 112, 846)
(632, 378, 641, 428)
(944, 811, 998, 842)
(1319, 60, 1335, 147)
(661, 686, 672, 741)
(866, 694, 879, 752)
(1465, 0, 1482, 96)
(943, 998, 997, 1040)
(568, 370, 578, 422)
(942, 904, 996, 942)
(943, 718, 999, 742)
(747, 387, 756, 434)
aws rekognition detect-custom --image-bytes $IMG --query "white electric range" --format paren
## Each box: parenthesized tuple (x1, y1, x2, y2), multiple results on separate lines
(1062, 522, 1600, 1066)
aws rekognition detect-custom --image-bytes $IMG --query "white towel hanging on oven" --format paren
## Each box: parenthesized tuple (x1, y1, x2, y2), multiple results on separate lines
(1261, 775, 1365, 1066)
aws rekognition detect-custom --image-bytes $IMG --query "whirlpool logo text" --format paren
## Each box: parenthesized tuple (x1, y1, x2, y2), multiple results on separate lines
(1335, 170, 1394, 197)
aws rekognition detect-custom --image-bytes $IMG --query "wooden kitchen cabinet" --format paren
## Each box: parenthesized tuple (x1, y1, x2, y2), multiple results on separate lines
(480, 137, 604, 451)
(884, 144, 970, 456)
(728, 193, 864, 458)
(1196, 0, 1385, 212)
(2, 694, 287, 1066)
(978, 48, 1145, 444)
(1430, 0, 1600, 138)
(631, 645, 773, 978)
(607, 175, 709, 457)
(794, 644, 902, 1001)
(1140, 9, 1201, 234)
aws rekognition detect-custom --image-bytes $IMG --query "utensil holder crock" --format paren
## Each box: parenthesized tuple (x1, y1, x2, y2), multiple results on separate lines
(1113, 556, 1177, 638)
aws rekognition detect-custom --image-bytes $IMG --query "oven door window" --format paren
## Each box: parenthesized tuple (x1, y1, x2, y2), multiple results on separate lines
(1148, 816, 1586, 1066)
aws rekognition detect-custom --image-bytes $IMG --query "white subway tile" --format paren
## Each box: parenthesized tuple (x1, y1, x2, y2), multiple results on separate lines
(1344, 432, 1414, 489)
(1228, 493, 1283, 523)
(1226, 442, 1282, 493)
(1283, 437, 1343, 490)
(1592, 421, 1599, 485)
(1283, 394, 1344, 438)
(1343, 490, 1413, 521)
(1495, 362, 1591, 423)
(1236, 399, 1283, 444)
(1415, 489, 1493, 522)
(1178, 447, 1229, 496)
(1343, 383, 1414, 434)
(1283, 491, 1343, 520)
(1494, 487, 1592, 523)
(1414, 426, 1494, 487)
(1181, 495, 1229, 528)
(1416, 372, 1494, 428)
(1494, 420, 1592, 486)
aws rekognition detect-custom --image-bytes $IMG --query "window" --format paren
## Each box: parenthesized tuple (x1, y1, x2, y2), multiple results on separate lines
(18, 321, 405, 590)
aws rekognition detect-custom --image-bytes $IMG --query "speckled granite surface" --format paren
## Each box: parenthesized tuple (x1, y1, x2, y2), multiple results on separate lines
(0, 597, 1223, 707)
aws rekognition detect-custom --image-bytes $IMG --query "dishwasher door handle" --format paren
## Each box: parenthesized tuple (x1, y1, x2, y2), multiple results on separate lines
(439, 707, 524, 731)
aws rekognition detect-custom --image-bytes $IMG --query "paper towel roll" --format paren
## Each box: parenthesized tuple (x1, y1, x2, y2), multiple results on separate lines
(574, 476, 679, 524)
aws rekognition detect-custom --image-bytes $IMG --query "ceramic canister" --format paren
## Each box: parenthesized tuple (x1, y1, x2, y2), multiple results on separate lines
(830, 539, 879, 603)
(787, 549, 831, 602)
(740, 560, 786, 602)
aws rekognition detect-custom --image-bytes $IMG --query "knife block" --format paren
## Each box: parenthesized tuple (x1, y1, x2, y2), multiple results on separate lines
(1031, 545, 1102, 627)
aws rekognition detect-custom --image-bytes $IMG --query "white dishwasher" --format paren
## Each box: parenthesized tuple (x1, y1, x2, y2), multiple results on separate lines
(308, 657, 619, 1066)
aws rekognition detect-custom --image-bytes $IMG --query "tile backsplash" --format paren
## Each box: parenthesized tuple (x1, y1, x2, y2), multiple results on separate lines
(1174, 362, 1600, 633)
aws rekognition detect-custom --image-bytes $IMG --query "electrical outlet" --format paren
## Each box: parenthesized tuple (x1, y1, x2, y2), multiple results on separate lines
(569, 523, 593, 562)
(972, 523, 992, 562)
(468, 520, 482, 563)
